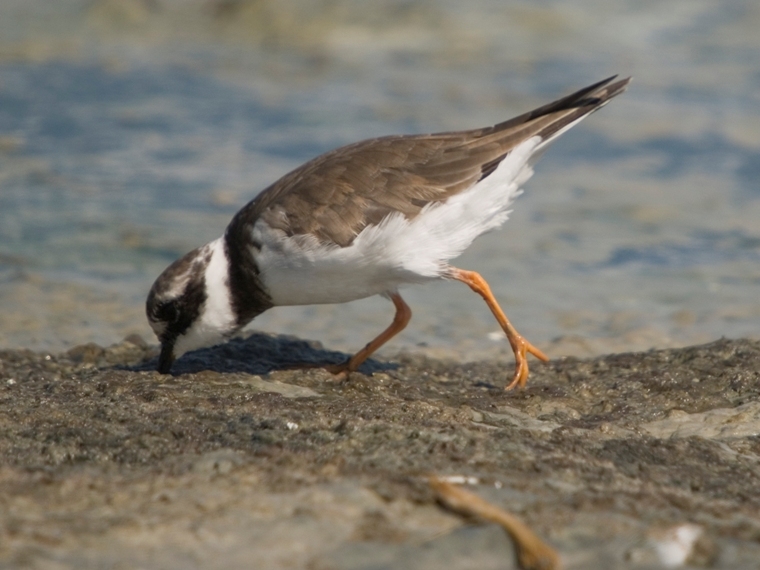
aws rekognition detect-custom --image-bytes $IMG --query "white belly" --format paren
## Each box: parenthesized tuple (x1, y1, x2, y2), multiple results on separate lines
(253, 220, 431, 306)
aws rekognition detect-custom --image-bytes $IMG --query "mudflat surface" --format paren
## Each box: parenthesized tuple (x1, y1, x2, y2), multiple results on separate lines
(2, 335, 760, 569)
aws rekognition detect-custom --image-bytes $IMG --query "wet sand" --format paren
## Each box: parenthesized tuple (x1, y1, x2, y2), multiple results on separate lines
(2, 335, 760, 568)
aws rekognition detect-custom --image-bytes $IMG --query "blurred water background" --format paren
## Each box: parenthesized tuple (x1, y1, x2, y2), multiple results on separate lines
(0, 0, 758, 361)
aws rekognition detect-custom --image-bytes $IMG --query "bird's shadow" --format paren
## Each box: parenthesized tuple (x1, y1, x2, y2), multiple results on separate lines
(125, 332, 397, 376)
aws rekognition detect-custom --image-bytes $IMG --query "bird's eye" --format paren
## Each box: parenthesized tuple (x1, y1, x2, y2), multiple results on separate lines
(155, 301, 179, 323)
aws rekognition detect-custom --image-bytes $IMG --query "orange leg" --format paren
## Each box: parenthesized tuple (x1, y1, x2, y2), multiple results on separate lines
(326, 292, 412, 377)
(448, 268, 548, 390)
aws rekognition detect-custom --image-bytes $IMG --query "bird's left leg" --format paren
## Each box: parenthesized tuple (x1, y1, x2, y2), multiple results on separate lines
(326, 291, 411, 378)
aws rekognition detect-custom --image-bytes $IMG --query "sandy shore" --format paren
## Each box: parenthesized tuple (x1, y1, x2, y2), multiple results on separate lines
(1, 334, 760, 569)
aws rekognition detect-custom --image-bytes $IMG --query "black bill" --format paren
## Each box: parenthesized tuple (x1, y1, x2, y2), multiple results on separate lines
(157, 341, 175, 374)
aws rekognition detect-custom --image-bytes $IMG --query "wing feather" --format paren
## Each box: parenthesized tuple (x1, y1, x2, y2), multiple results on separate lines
(227, 76, 631, 247)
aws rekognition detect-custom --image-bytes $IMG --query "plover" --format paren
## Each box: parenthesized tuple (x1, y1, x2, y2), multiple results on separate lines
(147, 75, 630, 389)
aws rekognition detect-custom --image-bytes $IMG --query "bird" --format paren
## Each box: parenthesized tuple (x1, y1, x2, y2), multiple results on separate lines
(146, 75, 631, 389)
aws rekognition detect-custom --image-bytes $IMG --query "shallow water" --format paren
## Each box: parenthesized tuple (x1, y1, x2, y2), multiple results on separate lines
(0, 0, 758, 360)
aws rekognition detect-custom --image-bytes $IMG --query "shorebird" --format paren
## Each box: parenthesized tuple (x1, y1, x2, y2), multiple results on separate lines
(147, 75, 630, 389)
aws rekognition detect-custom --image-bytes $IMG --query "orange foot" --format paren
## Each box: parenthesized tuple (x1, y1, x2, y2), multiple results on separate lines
(506, 335, 549, 390)
(323, 361, 350, 381)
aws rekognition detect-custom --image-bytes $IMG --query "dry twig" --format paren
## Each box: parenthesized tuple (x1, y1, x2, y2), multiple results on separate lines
(430, 476, 561, 570)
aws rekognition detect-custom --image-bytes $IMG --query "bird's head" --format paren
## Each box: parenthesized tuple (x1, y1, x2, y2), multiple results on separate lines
(146, 238, 237, 373)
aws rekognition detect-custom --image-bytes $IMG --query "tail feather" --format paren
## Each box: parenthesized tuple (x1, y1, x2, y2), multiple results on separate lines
(477, 76, 631, 180)
(489, 75, 631, 137)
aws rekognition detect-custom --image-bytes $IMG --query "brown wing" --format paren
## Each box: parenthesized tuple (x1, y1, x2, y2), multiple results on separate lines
(229, 76, 631, 247)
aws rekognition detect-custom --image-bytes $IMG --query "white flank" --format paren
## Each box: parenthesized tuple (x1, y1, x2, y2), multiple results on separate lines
(256, 136, 542, 306)
(173, 237, 236, 357)
(375, 136, 541, 278)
